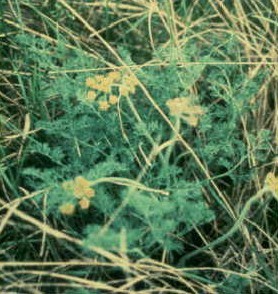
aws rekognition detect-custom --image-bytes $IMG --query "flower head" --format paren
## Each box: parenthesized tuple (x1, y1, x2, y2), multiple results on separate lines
(265, 172, 278, 195)
(107, 71, 121, 81)
(98, 78, 111, 93)
(120, 74, 138, 96)
(85, 77, 95, 88)
(86, 75, 111, 93)
(62, 176, 95, 199)
(85, 72, 138, 100)
(98, 100, 110, 111)
(73, 176, 95, 199)
(79, 197, 90, 209)
(129, 84, 136, 94)
(60, 176, 95, 214)
(166, 97, 204, 126)
(166, 98, 185, 116)
(59, 203, 75, 215)
(119, 85, 130, 97)
(94, 75, 105, 83)
(109, 95, 118, 105)
(86, 90, 97, 102)
(123, 75, 138, 87)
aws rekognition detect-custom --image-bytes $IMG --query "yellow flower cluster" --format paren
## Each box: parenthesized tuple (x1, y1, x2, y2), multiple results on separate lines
(59, 176, 95, 215)
(265, 172, 278, 195)
(87, 90, 97, 102)
(109, 95, 118, 105)
(59, 203, 75, 215)
(86, 72, 121, 94)
(98, 100, 110, 111)
(166, 97, 205, 127)
(85, 70, 139, 111)
(120, 74, 138, 96)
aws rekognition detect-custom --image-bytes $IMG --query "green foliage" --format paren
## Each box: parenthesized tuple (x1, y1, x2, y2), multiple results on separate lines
(10, 37, 220, 257)
(12, 31, 271, 259)
(218, 274, 250, 294)
(84, 184, 214, 254)
(1, 1, 276, 292)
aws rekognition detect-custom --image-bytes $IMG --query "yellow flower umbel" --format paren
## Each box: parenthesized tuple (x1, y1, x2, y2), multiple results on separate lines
(59, 203, 75, 215)
(109, 95, 118, 105)
(120, 73, 139, 96)
(85, 77, 96, 88)
(265, 172, 278, 195)
(107, 71, 121, 81)
(61, 176, 95, 212)
(86, 75, 110, 93)
(86, 72, 122, 94)
(98, 100, 110, 111)
(73, 176, 95, 199)
(166, 97, 205, 127)
(85, 71, 138, 111)
(119, 85, 130, 97)
(86, 90, 97, 102)
(79, 198, 90, 210)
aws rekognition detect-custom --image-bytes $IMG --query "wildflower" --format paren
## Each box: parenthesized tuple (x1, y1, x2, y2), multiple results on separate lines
(59, 203, 75, 215)
(79, 197, 90, 209)
(88, 80, 108, 93)
(60, 176, 95, 214)
(97, 78, 111, 93)
(86, 77, 95, 88)
(86, 90, 97, 102)
(166, 97, 204, 126)
(166, 98, 186, 116)
(124, 75, 138, 87)
(185, 115, 199, 127)
(98, 100, 110, 111)
(109, 95, 118, 105)
(86, 75, 111, 93)
(107, 71, 121, 81)
(121, 74, 138, 95)
(128, 84, 136, 94)
(86, 72, 138, 98)
(119, 85, 130, 97)
(73, 176, 95, 199)
(265, 172, 278, 195)
(94, 75, 105, 83)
